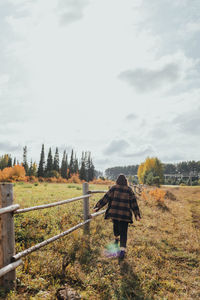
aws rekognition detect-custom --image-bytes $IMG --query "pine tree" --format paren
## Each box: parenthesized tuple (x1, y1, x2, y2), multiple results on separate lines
(53, 147, 59, 172)
(61, 150, 68, 178)
(28, 160, 34, 176)
(8, 155, 12, 167)
(28, 160, 38, 177)
(69, 149, 74, 177)
(0, 154, 10, 170)
(23, 146, 29, 175)
(79, 152, 86, 180)
(87, 152, 95, 181)
(79, 151, 95, 182)
(13, 157, 16, 166)
(46, 148, 53, 176)
(74, 154, 79, 174)
(88, 158, 95, 181)
(83, 152, 88, 181)
(37, 144, 45, 177)
(66, 155, 69, 179)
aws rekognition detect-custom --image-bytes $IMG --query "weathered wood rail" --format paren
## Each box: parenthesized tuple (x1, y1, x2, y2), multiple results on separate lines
(131, 184, 144, 196)
(0, 181, 143, 290)
(0, 182, 107, 290)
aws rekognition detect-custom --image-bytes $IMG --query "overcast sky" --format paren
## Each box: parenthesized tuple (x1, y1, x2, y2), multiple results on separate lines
(0, 0, 200, 171)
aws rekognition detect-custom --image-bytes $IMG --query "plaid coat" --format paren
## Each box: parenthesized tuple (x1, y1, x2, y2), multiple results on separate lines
(94, 184, 141, 223)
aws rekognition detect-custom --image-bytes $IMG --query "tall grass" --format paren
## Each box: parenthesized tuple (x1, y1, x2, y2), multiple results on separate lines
(1, 183, 200, 299)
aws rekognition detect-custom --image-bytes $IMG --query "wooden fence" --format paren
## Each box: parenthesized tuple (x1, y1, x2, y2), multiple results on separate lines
(0, 182, 107, 290)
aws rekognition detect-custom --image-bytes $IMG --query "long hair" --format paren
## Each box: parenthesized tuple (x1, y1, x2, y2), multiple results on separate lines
(116, 174, 128, 186)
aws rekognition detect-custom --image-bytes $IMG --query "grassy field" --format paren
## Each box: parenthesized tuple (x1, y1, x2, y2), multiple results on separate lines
(2, 183, 200, 299)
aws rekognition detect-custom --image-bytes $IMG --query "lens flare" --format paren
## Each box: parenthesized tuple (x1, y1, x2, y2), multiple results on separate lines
(103, 243, 120, 258)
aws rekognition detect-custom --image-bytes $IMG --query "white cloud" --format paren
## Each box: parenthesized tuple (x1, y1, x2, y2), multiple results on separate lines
(174, 107, 200, 135)
(57, 0, 90, 25)
(119, 51, 199, 94)
(0, 0, 200, 170)
(103, 140, 130, 155)
(119, 63, 180, 92)
(125, 113, 138, 121)
(0, 141, 21, 153)
(124, 144, 156, 158)
(185, 22, 200, 34)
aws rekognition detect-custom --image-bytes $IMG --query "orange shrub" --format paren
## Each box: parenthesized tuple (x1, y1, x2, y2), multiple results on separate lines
(141, 190, 148, 201)
(57, 177, 67, 183)
(12, 165, 26, 177)
(149, 188, 166, 202)
(0, 167, 12, 181)
(90, 178, 115, 185)
(141, 188, 166, 205)
(0, 165, 26, 182)
(47, 177, 58, 183)
(44, 177, 67, 183)
(67, 173, 82, 184)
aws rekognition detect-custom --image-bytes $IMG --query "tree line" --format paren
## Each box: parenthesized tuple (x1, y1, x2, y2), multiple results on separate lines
(0, 145, 96, 182)
(163, 161, 200, 174)
(105, 165, 139, 180)
(105, 160, 200, 180)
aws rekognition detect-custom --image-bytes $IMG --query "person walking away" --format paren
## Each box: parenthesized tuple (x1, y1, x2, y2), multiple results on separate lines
(93, 174, 141, 259)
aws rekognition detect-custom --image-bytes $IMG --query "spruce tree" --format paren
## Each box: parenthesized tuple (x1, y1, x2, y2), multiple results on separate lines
(88, 158, 95, 181)
(29, 160, 38, 177)
(37, 144, 45, 177)
(87, 152, 95, 181)
(28, 159, 34, 176)
(84, 152, 89, 181)
(69, 149, 74, 177)
(0, 154, 9, 170)
(13, 157, 16, 166)
(79, 152, 86, 180)
(46, 148, 53, 176)
(74, 154, 79, 174)
(61, 150, 68, 178)
(23, 146, 29, 175)
(0, 154, 14, 169)
(53, 147, 59, 172)
(8, 155, 12, 167)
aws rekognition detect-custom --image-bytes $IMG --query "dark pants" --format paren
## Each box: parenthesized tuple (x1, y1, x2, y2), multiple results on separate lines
(113, 219, 128, 248)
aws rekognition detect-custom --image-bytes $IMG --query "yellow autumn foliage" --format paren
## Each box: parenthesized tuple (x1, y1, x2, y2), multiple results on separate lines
(137, 157, 164, 185)
(0, 165, 26, 182)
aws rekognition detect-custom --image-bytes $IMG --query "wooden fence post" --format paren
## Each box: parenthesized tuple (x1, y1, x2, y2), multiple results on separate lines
(82, 182, 90, 234)
(0, 183, 15, 290)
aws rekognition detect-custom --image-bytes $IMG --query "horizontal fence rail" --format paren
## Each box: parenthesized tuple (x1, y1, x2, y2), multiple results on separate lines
(12, 209, 106, 262)
(15, 194, 92, 214)
(0, 260, 23, 278)
(0, 182, 142, 289)
(88, 190, 107, 194)
(0, 204, 20, 215)
(0, 182, 109, 288)
(131, 184, 144, 195)
(91, 209, 106, 217)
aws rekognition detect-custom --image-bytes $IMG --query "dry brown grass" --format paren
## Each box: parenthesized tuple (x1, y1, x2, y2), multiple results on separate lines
(2, 184, 200, 299)
(127, 186, 200, 299)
